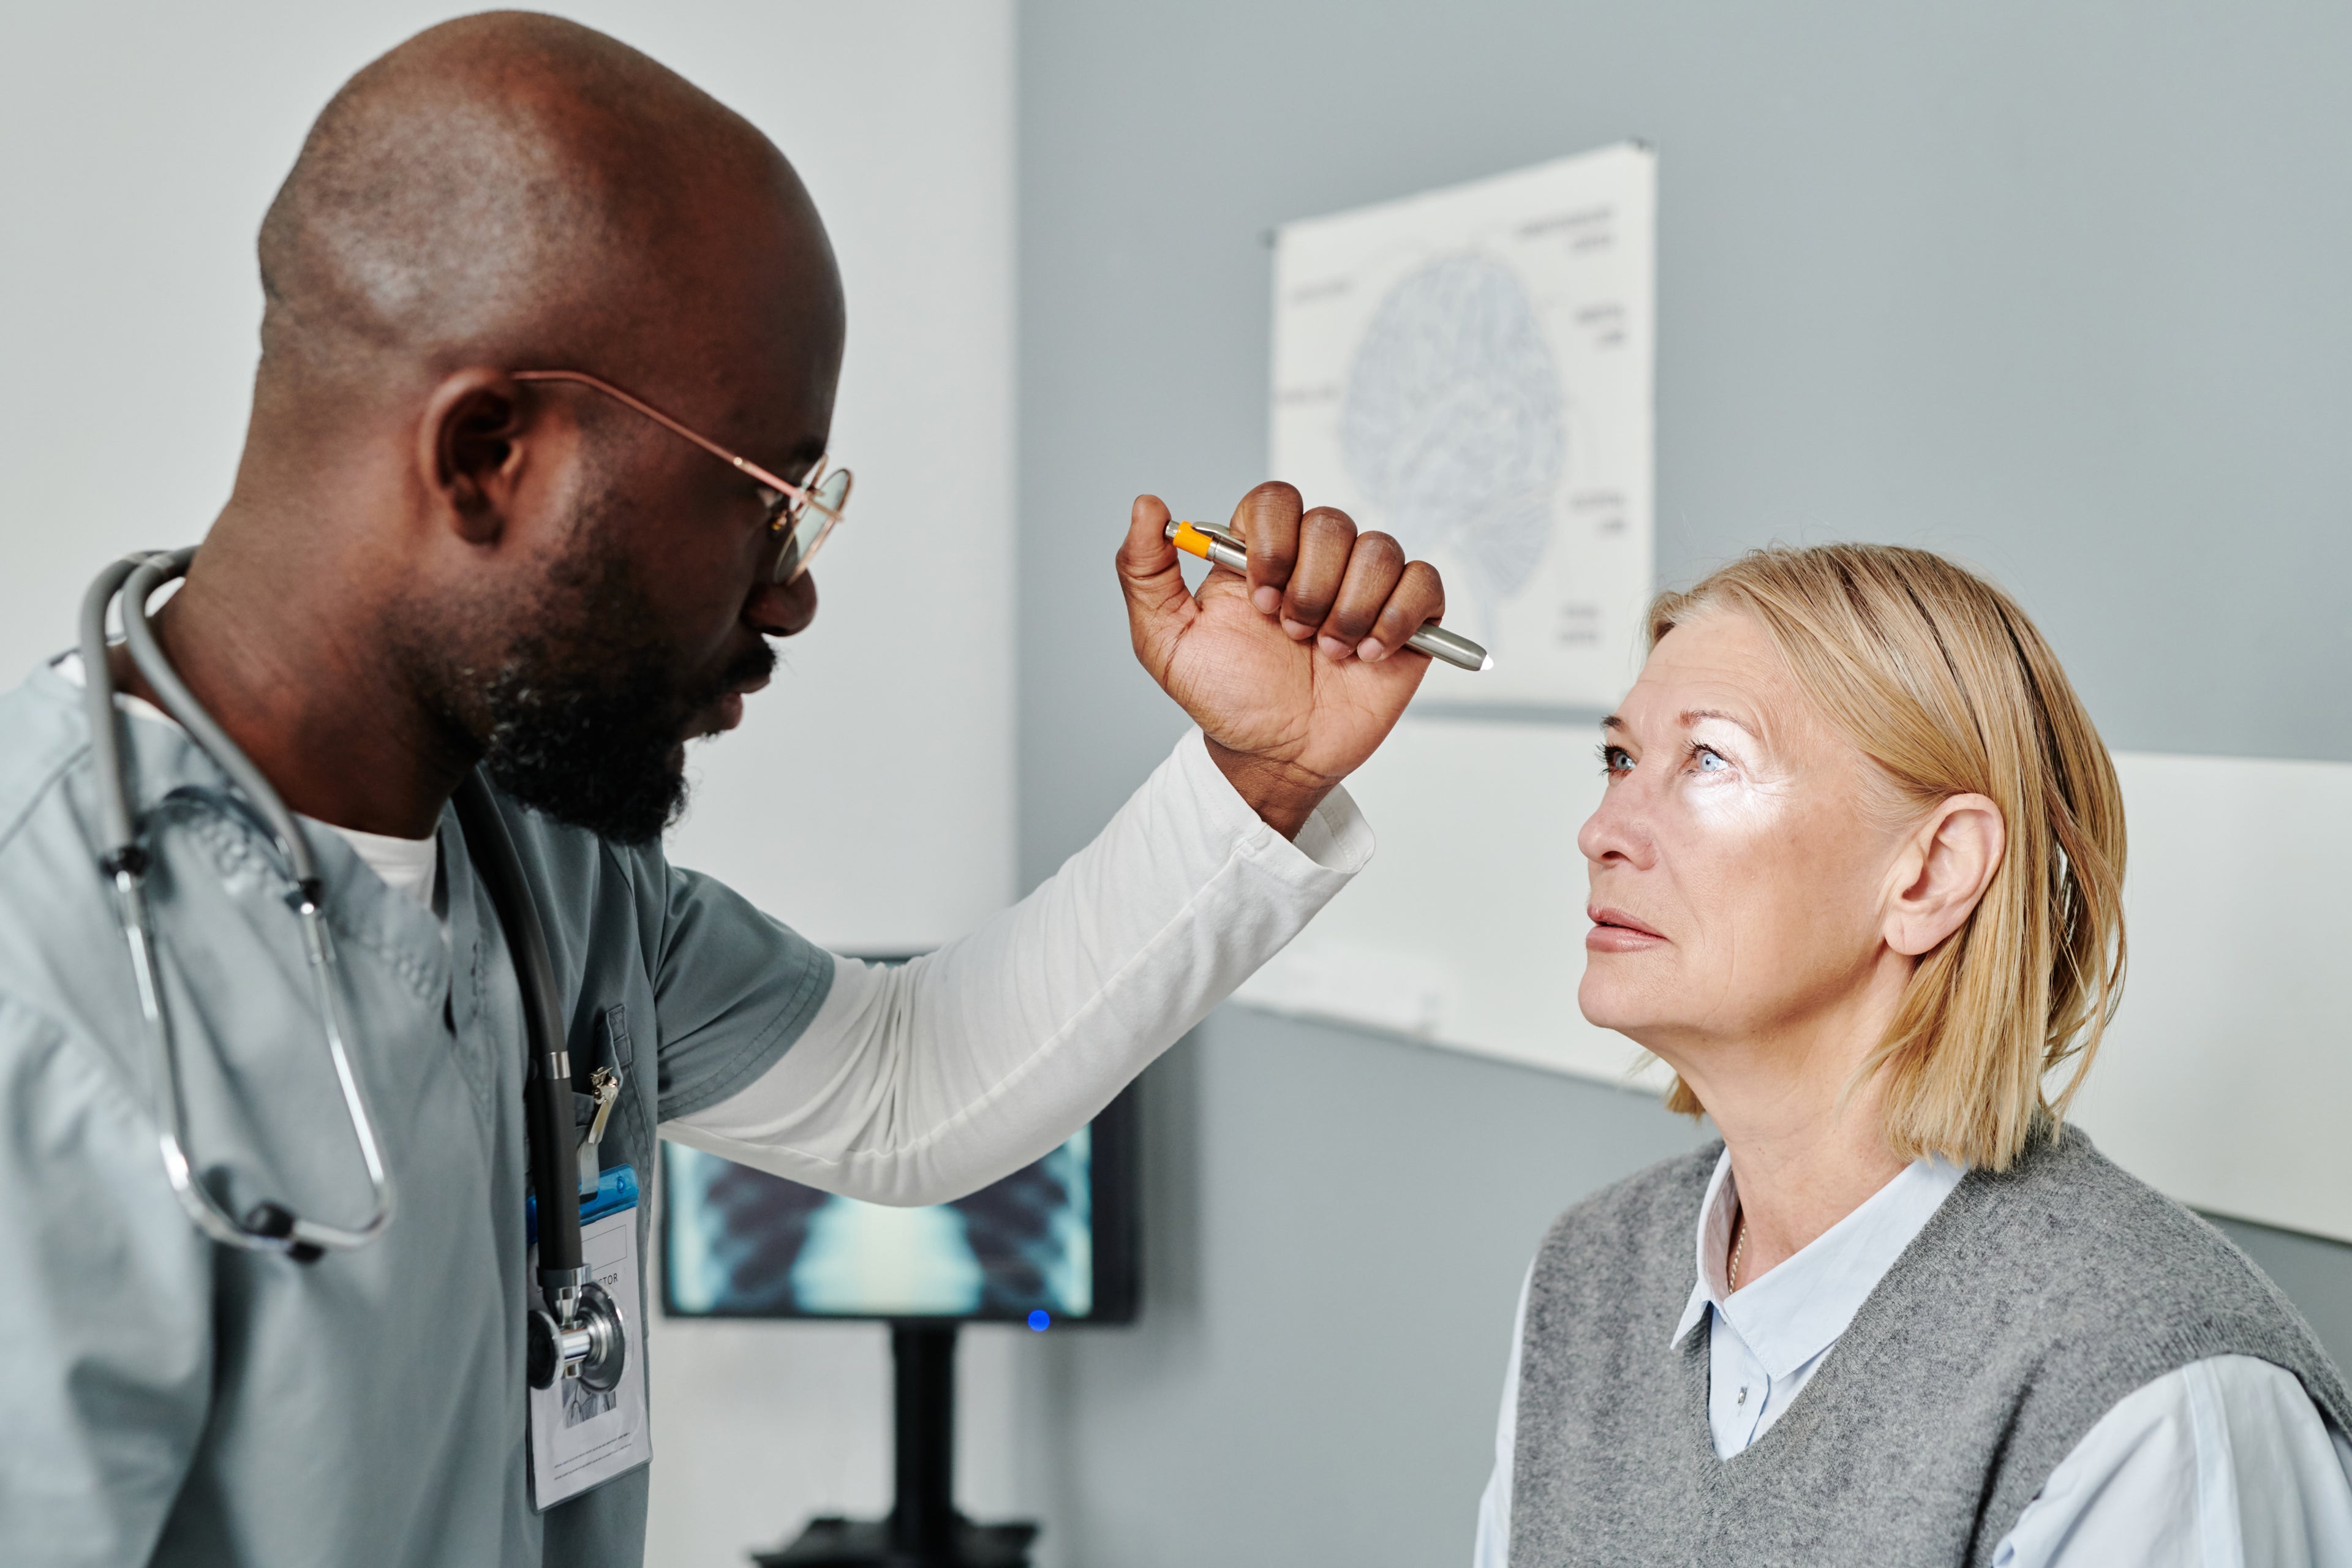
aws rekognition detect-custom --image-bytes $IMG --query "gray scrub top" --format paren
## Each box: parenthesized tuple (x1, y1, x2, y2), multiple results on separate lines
(0, 662, 834, 1566)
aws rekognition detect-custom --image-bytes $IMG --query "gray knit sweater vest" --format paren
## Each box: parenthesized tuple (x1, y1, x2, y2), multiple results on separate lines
(1509, 1127, 2352, 1567)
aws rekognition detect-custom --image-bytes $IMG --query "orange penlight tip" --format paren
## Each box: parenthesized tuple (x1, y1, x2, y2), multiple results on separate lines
(1169, 521, 1214, 559)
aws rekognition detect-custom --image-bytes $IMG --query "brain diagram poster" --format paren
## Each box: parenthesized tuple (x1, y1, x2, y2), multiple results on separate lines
(1270, 143, 1655, 707)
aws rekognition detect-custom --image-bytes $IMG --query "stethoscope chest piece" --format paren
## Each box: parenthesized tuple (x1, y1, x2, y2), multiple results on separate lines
(526, 1281, 628, 1393)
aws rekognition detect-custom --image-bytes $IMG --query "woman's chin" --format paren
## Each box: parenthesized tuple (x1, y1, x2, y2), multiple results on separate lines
(1577, 968, 1665, 1037)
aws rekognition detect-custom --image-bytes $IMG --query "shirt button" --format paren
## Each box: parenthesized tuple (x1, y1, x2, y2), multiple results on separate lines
(1737, 1385, 1749, 1407)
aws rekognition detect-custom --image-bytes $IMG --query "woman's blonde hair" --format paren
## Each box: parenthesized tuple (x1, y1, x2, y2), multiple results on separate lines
(1647, 543, 2127, 1171)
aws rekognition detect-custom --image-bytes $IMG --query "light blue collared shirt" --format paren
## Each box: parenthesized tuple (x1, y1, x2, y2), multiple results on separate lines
(1474, 1150, 2352, 1567)
(1678, 1150, 1967, 1455)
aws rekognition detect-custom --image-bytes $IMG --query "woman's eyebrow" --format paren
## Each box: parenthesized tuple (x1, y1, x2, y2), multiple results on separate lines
(1681, 707, 1760, 733)
(1601, 709, 1764, 741)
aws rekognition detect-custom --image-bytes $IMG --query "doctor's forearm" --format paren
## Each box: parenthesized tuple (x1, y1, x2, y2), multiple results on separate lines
(663, 729, 1372, 1205)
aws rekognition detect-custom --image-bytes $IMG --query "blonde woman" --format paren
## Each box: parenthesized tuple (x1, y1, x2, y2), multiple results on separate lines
(1475, 545, 2352, 1566)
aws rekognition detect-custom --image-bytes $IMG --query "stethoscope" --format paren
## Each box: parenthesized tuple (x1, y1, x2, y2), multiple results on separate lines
(81, 548, 626, 1396)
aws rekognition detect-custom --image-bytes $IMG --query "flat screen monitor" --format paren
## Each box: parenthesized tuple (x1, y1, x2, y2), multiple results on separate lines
(661, 1086, 1137, 1326)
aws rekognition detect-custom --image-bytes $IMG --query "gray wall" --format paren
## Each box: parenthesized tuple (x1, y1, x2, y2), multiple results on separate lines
(1011, 2, 2352, 1563)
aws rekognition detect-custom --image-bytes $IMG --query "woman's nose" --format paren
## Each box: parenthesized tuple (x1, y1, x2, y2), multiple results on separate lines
(1578, 777, 1657, 870)
(746, 571, 818, 638)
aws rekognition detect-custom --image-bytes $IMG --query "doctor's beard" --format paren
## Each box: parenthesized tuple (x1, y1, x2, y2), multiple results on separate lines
(410, 502, 775, 846)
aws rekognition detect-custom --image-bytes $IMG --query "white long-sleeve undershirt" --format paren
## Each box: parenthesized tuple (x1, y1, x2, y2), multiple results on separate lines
(662, 728, 1373, 1207)
(69, 643, 1373, 1211)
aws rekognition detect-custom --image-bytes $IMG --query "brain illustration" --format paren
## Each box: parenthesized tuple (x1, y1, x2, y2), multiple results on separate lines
(1340, 254, 1565, 616)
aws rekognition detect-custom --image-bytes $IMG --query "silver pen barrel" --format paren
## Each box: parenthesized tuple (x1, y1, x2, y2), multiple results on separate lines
(1403, 620, 1491, 672)
(1167, 519, 1492, 673)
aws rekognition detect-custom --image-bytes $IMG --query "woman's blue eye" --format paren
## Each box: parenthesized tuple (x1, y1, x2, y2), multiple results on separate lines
(1695, 748, 1728, 772)
(1598, 745, 1635, 775)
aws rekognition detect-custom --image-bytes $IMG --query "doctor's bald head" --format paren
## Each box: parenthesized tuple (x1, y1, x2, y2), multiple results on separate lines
(203, 13, 845, 843)
(254, 11, 843, 411)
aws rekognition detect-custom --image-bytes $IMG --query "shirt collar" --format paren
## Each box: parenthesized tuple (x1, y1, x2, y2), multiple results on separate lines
(50, 649, 176, 727)
(1670, 1147, 1967, 1376)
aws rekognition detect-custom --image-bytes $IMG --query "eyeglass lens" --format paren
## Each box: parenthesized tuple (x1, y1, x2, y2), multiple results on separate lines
(773, 469, 853, 584)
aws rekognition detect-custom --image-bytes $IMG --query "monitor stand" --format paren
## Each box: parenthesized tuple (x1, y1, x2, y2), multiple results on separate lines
(753, 1324, 1040, 1568)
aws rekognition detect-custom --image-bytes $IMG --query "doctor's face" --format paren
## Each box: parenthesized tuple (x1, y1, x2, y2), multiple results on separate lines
(1576, 608, 1908, 1063)
(443, 256, 843, 846)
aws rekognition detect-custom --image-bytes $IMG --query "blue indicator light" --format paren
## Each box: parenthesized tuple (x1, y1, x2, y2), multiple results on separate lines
(1027, 1310, 1050, 1332)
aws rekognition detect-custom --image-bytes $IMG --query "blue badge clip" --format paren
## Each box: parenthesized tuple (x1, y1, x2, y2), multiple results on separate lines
(526, 1162, 639, 1246)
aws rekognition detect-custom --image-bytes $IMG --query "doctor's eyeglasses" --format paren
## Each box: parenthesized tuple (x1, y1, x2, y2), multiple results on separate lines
(512, 369, 853, 584)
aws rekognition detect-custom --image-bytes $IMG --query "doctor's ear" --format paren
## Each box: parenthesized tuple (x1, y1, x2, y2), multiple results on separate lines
(1882, 793, 2005, 958)
(419, 369, 531, 545)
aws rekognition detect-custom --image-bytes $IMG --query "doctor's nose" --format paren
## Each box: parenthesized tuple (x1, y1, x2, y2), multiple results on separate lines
(747, 571, 818, 639)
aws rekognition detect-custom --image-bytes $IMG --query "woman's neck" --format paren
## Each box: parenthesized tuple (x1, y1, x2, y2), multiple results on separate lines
(1671, 959, 1915, 1287)
(1719, 1093, 1907, 1288)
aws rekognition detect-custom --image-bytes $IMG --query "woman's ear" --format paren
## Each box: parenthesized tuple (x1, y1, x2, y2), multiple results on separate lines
(1883, 794, 2006, 957)
(418, 368, 529, 546)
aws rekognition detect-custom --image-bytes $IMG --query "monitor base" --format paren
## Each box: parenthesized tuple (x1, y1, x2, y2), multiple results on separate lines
(752, 1325, 1039, 1568)
(753, 1514, 1038, 1568)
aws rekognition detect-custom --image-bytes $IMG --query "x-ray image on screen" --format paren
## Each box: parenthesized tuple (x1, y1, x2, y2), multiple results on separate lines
(662, 1112, 1136, 1322)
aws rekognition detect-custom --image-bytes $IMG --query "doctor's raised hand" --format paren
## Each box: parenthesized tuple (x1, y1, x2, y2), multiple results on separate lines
(1119, 483, 1446, 839)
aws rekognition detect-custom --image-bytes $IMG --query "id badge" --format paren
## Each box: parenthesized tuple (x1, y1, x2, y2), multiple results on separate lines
(527, 1165, 651, 1510)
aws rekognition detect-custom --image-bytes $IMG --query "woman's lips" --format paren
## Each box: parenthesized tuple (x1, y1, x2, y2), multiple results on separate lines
(1586, 905, 1668, 952)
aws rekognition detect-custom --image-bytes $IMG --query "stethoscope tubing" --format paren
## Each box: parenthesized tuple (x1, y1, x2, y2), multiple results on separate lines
(453, 774, 587, 1290)
(82, 549, 394, 1259)
(80, 548, 622, 1392)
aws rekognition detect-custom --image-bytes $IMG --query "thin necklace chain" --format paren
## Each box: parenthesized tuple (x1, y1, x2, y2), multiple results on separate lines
(1728, 1209, 1749, 1294)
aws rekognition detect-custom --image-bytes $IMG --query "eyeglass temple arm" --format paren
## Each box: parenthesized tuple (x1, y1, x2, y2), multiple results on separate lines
(511, 369, 810, 500)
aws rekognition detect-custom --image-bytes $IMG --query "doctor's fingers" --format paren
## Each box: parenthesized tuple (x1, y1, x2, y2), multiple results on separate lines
(1306, 534, 1433, 661)
(1309, 531, 1417, 657)
(1277, 507, 1360, 641)
(1231, 481, 1305, 616)
(1356, 559, 1444, 662)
